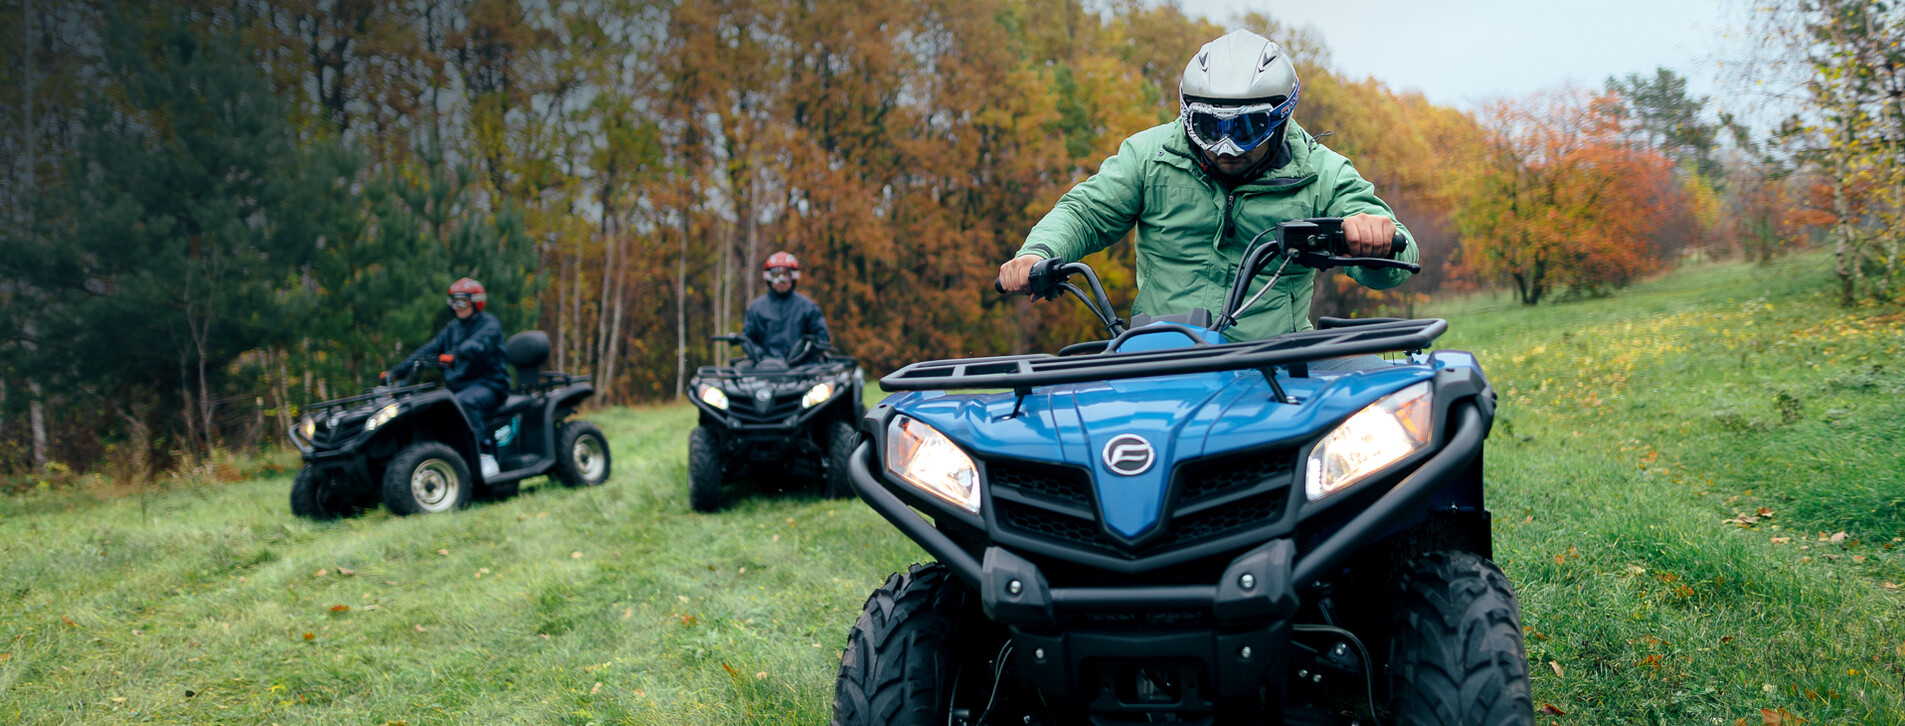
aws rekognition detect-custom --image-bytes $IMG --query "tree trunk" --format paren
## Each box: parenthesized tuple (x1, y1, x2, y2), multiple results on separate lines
(675, 204, 689, 400)
(27, 380, 48, 469)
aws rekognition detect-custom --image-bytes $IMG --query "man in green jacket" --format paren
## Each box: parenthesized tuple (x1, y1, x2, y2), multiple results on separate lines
(998, 29, 1419, 344)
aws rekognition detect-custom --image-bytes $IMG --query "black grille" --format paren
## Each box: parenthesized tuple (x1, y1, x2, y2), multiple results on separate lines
(989, 460, 1093, 504)
(313, 417, 365, 447)
(1163, 491, 1286, 544)
(726, 394, 802, 424)
(984, 448, 1294, 561)
(997, 501, 1107, 550)
(1175, 450, 1294, 502)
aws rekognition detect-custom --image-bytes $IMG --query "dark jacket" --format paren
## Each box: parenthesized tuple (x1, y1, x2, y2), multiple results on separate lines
(393, 312, 510, 394)
(742, 291, 830, 362)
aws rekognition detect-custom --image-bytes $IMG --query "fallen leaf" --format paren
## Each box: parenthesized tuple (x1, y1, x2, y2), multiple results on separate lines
(1721, 635, 1735, 643)
(621, 608, 633, 620)
(634, 689, 645, 698)
(362, 605, 379, 611)
(1771, 537, 1791, 544)
(1762, 707, 1808, 725)
(1549, 661, 1563, 677)
(1853, 556, 1866, 563)
(591, 682, 602, 694)
(1885, 582, 1900, 590)
(680, 615, 697, 626)
(571, 552, 583, 559)
(436, 549, 449, 556)
(110, 697, 126, 703)
(738, 567, 747, 575)
(720, 661, 740, 679)
(1537, 703, 1566, 715)
(302, 632, 315, 641)
(1830, 532, 1848, 544)
(1626, 564, 1647, 574)
(60, 616, 75, 626)
(754, 671, 767, 680)
(1640, 653, 1663, 669)
(414, 625, 427, 633)
(314, 568, 328, 577)
(329, 604, 349, 613)
(337, 567, 356, 576)
(1523, 515, 1534, 523)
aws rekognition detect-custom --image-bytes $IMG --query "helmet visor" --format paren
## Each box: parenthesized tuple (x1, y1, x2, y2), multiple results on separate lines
(764, 269, 794, 285)
(447, 294, 473, 310)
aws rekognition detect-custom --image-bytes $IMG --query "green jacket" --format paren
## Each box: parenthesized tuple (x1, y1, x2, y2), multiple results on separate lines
(1017, 120, 1418, 342)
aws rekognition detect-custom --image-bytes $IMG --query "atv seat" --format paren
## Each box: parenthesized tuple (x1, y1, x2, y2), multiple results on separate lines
(491, 394, 539, 419)
(505, 330, 551, 391)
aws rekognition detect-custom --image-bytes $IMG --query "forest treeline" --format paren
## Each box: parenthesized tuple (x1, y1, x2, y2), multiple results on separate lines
(0, 0, 1884, 479)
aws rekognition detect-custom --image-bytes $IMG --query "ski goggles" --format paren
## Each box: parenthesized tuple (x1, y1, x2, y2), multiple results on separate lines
(446, 294, 473, 310)
(763, 268, 796, 285)
(1181, 85, 1299, 157)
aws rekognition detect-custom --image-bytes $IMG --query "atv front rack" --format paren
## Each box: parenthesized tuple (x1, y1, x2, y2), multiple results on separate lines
(881, 318, 1446, 391)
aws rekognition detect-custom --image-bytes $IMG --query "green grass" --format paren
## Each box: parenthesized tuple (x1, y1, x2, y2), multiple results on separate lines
(2, 252, 1903, 724)
(1433, 253, 1905, 723)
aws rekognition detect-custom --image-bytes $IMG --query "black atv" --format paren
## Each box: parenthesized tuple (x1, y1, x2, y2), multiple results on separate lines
(288, 330, 612, 519)
(685, 335, 867, 512)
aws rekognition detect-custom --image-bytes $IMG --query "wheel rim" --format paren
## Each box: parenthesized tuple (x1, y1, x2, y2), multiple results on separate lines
(572, 434, 606, 482)
(410, 458, 461, 512)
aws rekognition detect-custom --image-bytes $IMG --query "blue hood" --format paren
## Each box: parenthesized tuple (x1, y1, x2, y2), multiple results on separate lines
(884, 326, 1436, 540)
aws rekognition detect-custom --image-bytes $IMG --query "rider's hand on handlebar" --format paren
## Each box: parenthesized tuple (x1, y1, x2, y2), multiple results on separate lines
(997, 254, 1044, 295)
(1342, 213, 1399, 257)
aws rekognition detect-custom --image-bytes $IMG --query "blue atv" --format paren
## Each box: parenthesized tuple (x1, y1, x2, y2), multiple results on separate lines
(831, 219, 1530, 725)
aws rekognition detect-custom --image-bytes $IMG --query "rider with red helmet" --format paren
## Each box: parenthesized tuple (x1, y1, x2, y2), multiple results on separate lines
(388, 277, 511, 433)
(741, 252, 831, 363)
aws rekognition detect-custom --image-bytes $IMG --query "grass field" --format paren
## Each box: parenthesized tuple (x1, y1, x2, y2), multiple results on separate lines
(3, 252, 1903, 724)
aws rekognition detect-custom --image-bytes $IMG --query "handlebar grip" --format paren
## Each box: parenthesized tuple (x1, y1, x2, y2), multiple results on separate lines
(438, 353, 454, 364)
(1390, 232, 1408, 257)
(994, 278, 1007, 294)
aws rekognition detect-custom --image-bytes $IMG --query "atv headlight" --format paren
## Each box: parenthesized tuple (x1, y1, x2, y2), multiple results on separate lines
(365, 403, 402, 433)
(298, 417, 317, 440)
(1305, 381, 1432, 501)
(801, 382, 834, 409)
(699, 385, 729, 410)
(885, 415, 981, 513)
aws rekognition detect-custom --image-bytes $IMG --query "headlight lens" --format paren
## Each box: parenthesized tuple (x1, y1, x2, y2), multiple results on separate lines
(298, 417, 316, 440)
(365, 403, 402, 432)
(801, 382, 834, 409)
(700, 385, 729, 410)
(1305, 381, 1432, 501)
(885, 415, 981, 513)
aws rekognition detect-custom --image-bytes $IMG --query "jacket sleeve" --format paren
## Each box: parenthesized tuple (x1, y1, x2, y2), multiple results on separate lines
(1016, 134, 1147, 262)
(1320, 151, 1420, 291)
(804, 300, 832, 347)
(741, 303, 767, 361)
(394, 324, 452, 376)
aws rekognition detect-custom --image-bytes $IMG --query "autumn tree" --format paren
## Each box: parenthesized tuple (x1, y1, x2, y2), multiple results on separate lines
(1455, 90, 1681, 305)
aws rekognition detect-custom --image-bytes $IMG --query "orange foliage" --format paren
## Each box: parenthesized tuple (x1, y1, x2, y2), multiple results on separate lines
(1454, 90, 1681, 305)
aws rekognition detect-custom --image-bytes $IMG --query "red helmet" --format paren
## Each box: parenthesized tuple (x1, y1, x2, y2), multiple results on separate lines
(764, 251, 801, 281)
(448, 277, 487, 312)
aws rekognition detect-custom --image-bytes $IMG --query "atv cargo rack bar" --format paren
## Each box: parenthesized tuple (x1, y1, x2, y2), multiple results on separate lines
(880, 318, 1445, 391)
(303, 383, 438, 412)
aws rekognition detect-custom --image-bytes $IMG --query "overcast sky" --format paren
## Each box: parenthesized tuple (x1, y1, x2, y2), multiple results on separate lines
(1189, 0, 1740, 110)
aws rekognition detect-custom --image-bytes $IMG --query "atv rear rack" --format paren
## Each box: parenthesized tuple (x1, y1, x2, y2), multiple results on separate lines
(881, 318, 1445, 391)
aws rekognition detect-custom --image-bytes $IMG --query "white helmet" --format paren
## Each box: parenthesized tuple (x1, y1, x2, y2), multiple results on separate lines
(1179, 30, 1300, 158)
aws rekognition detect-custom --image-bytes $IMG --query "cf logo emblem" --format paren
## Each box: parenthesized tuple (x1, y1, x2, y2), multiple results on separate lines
(1102, 434, 1156, 476)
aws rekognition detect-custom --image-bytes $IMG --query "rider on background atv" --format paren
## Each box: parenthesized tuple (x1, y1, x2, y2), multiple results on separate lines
(740, 251, 831, 365)
(386, 277, 510, 438)
(997, 29, 1421, 358)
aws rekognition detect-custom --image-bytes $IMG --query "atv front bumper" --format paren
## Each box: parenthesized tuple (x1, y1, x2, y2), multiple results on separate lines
(847, 401, 1488, 716)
